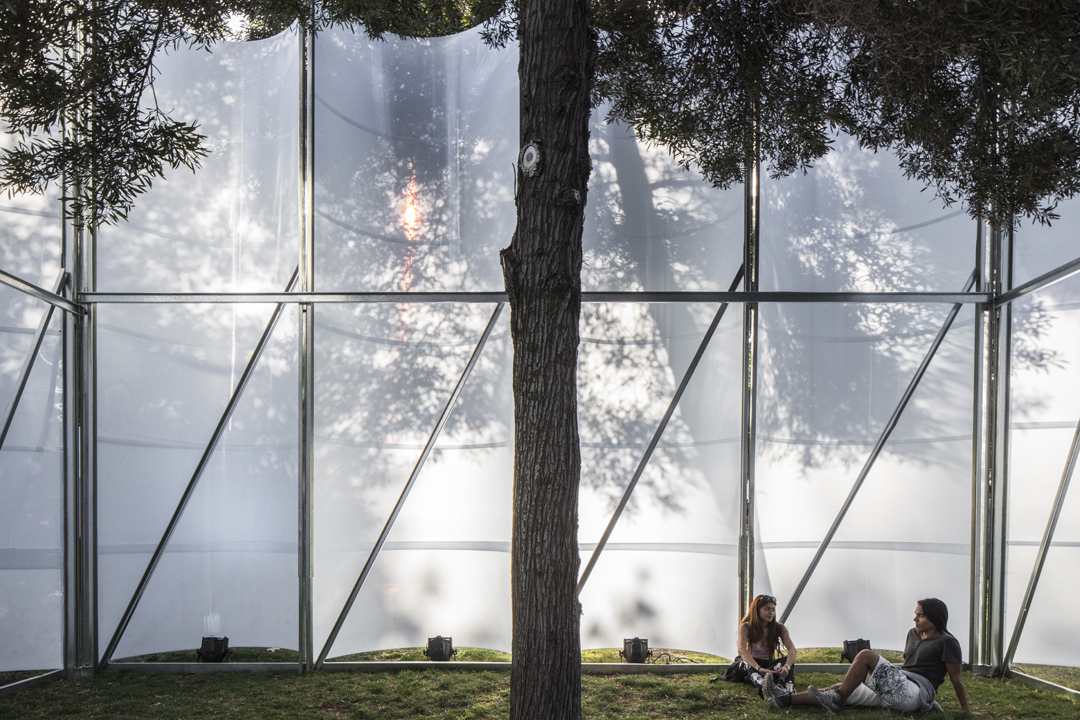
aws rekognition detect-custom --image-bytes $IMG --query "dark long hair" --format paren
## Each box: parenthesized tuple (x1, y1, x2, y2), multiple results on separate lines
(917, 597, 951, 635)
(740, 594, 783, 657)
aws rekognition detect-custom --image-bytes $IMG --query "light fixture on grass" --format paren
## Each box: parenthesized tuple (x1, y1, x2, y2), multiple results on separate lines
(620, 637, 651, 663)
(424, 635, 457, 661)
(197, 636, 231, 662)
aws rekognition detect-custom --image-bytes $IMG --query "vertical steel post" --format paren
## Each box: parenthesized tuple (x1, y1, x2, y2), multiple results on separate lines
(738, 150, 760, 620)
(61, 187, 97, 676)
(970, 220, 1012, 676)
(297, 20, 316, 674)
(61, 15, 98, 672)
(62, 192, 79, 676)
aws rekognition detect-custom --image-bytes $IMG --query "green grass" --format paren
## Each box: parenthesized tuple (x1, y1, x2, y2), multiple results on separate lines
(7, 648, 1076, 718)
(1, 666, 1077, 719)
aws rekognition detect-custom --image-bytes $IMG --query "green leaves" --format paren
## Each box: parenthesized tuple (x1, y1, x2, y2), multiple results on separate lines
(0, 1, 234, 226)
(593, 0, 1080, 227)
(595, 0, 835, 190)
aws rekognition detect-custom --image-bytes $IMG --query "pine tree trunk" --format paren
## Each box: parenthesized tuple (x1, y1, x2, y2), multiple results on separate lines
(500, 0, 593, 717)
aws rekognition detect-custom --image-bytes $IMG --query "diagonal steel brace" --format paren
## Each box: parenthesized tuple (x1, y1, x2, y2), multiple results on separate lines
(97, 267, 299, 669)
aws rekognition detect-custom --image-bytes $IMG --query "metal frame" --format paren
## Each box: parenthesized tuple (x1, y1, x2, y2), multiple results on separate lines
(780, 271, 978, 624)
(66, 188, 99, 677)
(577, 269, 744, 594)
(995, 254, 1080, 307)
(1006, 667, 1080, 703)
(739, 154, 760, 619)
(315, 303, 505, 669)
(297, 20, 317, 675)
(0, 271, 66, 451)
(97, 271, 300, 670)
(5, 21, 1075, 686)
(0, 670, 63, 698)
(80, 290, 989, 305)
(1003, 414, 1080, 670)
(970, 220, 1012, 676)
(0, 267, 82, 315)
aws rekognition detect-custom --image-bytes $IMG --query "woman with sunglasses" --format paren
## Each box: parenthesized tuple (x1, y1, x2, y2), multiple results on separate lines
(723, 593, 798, 696)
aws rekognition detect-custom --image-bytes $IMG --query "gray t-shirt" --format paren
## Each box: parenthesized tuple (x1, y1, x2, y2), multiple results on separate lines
(901, 628, 962, 696)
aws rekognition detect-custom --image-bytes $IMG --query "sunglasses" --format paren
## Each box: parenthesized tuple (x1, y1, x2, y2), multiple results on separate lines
(759, 595, 777, 605)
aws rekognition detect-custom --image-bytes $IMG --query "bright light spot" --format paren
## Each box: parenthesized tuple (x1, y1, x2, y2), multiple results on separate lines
(402, 164, 421, 242)
(226, 13, 246, 39)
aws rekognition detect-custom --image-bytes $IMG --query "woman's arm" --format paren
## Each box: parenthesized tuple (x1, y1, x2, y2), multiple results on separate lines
(778, 624, 796, 678)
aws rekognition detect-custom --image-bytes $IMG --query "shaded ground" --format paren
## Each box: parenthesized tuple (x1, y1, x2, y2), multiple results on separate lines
(1, 655, 1077, 719)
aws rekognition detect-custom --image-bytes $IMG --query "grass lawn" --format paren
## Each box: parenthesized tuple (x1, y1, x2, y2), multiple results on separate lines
(1, 649, 1077, 719)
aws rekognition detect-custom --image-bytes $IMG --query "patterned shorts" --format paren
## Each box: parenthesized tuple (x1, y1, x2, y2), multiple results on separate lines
(844, 657, 925, 712)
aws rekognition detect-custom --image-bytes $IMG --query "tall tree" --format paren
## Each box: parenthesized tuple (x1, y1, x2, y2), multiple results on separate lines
(499, 0, 592, 716)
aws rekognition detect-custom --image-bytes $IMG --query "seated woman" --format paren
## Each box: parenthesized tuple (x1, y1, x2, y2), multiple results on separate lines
(723, 593, 797, 696)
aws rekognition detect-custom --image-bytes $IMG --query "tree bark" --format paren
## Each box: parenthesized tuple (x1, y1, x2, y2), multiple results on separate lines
(501, 0, 594, 717)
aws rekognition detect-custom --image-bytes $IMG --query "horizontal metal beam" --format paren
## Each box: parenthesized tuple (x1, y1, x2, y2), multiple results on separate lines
(100, 660, 864, 676)
(82, 290, 991, 305)
(996, 254, 1080, 306)
(0, 267, 83, 315)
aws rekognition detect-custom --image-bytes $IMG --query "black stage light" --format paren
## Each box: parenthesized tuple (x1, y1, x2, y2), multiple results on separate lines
(841, 638, 872, 663)
(424, 635, 457, 661)
(620, 637, 651, 663)
(197, 636, 231, 662)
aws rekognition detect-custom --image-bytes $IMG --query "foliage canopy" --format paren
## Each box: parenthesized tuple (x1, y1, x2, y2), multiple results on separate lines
(5, 1, 1080, 228)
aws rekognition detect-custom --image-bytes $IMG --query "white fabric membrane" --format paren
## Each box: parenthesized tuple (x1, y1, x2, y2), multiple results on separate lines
(93, 30, 300, 660)
(757, 137, 977, 655)
(0, 167, 64, 672)
(1006, 201, 1080, 667)
(1, 22, 1078, 672)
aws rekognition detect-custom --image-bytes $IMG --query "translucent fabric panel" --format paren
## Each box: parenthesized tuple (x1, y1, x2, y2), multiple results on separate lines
(314, 303, 513, 655)
(761, 134, 974, 293)
(1006, 273, 1080, 666)
(0, 143, 62, 286)
(1013, 194, 1080, 287)
(97, 303, 297, 659)
(315, 26, 742, 296)
(0, 300, 63, 672)
(0, 155, 63, 671)
(755, 301, 975, 653)
(315, 27, 517, 293)
(96, 31, 298, 293)
(584, 120, 743, 292)
(577, 303, 742, 656)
